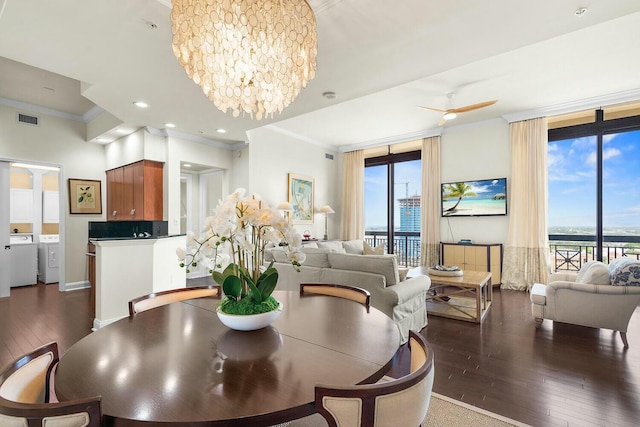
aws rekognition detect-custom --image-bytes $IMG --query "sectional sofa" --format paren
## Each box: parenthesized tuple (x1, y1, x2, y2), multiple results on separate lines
(266, 240, 431, 343)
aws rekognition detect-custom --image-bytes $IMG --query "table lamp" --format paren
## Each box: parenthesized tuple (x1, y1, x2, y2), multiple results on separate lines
(277, 201, 293, 223)
(319, 205, 335, 240)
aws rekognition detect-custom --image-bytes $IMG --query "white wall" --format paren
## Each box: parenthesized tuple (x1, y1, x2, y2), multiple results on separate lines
(245, 126, 342, 240)
(0, 104, 106, 287)
(439, 118, 511, 246)
(166, 136, 233, 234)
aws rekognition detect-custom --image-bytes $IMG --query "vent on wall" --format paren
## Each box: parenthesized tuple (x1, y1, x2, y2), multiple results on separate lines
(17, 113, 39, 126)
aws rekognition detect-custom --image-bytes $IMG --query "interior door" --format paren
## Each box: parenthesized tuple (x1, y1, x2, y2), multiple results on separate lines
(0, 161, 11, 298)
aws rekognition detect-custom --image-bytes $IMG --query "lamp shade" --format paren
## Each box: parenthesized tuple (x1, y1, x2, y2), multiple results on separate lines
(319, 205, 335, 214)
(277, 202, 293, 211)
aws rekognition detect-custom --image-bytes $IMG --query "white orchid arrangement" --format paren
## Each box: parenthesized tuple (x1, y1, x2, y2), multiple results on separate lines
(177, 188, 305, 315)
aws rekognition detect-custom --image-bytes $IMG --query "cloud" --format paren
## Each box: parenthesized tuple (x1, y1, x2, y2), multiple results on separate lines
(603, 134, 617, 144)
(603, 147, 621, 160)
(585, 147, 621, 164)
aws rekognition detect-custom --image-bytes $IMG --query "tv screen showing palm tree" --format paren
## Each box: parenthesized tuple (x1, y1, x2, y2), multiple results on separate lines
(441, 178, 507, 217)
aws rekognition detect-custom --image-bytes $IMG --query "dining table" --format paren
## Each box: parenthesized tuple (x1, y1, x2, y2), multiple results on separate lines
(54, 290, 401, 426)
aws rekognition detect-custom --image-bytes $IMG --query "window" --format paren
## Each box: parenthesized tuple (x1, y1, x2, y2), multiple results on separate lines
(364, 150, 421, 266)
(548, 108, 640, 269)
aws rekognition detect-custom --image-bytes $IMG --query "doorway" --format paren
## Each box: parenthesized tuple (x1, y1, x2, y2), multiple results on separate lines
(0, 159, 63, 297)
(180, 163, 225, 278)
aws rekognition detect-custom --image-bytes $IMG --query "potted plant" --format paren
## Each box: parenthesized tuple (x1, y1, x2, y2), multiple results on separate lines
(177, 188, 305, 330)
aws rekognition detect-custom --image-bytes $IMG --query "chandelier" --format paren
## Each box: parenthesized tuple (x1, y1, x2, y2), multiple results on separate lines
(170, 0, 317, 120)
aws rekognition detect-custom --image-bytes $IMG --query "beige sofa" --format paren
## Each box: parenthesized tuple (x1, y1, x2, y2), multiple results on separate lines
(530, 258, 640, 347)
(266, 241, 431, 344)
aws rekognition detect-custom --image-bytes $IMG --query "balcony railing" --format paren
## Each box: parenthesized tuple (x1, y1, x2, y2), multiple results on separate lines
(364, 231, 421, 267)
(364, 231, 640, 271)
(549, 234, 640, 272)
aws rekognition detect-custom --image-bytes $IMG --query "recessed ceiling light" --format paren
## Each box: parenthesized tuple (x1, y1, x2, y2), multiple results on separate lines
(574, 7, 588, 17)
(133, 101, 149, 108)
(164, 123, 176, 128)
(216, 128, 227, 133)
(183, 163, 192, 168)
(323, 92, 337, 99)
(43, 86, 56, 92)
(146, 21, 158, 30)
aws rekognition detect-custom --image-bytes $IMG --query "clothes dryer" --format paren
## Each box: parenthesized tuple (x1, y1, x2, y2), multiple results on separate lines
(38, 234, 59, 284)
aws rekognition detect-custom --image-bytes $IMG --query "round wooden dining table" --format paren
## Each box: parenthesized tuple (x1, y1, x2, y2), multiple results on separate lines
(55, 290, 401, 426)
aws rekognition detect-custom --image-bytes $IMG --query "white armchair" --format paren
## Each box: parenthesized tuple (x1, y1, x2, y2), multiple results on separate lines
(531, 259, 640, 348)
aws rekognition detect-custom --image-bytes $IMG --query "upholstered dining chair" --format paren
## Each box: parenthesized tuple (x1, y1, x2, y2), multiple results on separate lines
(0, 342, 102, 427)
(314, 330, 434, 427)
(128, 285, 222, 315)
(300, 283, 371, 311)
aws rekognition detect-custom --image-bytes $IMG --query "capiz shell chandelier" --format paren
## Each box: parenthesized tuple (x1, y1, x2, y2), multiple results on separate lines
(171, 0, 318, 120)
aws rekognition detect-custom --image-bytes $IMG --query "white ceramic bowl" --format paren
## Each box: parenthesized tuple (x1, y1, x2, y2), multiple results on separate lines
(216, 301, 283, 331)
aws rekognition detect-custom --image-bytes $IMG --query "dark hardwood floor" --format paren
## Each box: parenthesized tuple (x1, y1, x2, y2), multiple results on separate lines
(2, 283, 639, 426)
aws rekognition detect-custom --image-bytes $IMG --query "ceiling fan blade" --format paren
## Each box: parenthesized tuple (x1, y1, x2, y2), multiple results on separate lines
(438, 116, 447, 126)
(417, 105, 448, 113)
(451, 100, 498, 113)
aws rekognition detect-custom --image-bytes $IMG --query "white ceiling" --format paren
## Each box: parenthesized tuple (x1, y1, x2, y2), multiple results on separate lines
(1, 0, 639, 149)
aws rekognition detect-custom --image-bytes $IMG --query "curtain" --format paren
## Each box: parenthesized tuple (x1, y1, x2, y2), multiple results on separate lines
(340, 150, 364, 240)
(420, 136, 441, 266)
(501, 117, 550, 291)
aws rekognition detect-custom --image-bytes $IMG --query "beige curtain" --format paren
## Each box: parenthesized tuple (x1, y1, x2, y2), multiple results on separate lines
(340, 150, 364, 240)
(501, 117, 550, 291)
(420, 136, 441, 266)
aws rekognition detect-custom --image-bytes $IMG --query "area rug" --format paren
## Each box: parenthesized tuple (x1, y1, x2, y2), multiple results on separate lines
(277, 392, 530, 427)
(425, 392, 530, 427)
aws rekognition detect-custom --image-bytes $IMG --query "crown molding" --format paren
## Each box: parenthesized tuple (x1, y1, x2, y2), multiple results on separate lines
(338, 127, 444, 153)
(164, 128, 236, 150)
(0, 97, 85, 122)
(263, 124, 336, 150)
(502, 89, 640, 123)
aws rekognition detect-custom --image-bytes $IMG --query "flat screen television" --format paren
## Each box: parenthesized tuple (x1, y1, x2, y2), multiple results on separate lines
(441, 178, 507, 217)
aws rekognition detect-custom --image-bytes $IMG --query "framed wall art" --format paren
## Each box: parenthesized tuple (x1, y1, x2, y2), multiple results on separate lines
(68, 178, 102, 214)
(288, 173, 314, 224)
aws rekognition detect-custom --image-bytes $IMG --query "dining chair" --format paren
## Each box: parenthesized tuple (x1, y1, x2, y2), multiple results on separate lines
(314, 330, 434, 427)
(0, 342, 102, 427)
(128, 284, 222, 315)
(300, 283, 371, 311)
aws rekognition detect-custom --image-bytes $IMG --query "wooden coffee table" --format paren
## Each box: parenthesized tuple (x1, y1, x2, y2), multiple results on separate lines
(408, 267, 492, 323)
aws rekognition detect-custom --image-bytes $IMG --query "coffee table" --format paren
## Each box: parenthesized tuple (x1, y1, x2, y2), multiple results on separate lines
(408, 267, 492, 323)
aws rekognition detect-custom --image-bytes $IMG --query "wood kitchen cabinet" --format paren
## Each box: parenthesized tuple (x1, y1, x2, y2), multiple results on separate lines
(441, 242, 503, 285)
(106, 160, 163, 221)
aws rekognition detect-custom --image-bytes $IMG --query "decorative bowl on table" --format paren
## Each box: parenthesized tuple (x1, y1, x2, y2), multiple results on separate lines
(216, 301, 283, 331)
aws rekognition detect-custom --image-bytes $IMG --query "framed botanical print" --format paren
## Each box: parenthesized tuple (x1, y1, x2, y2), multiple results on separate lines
(288, 173, 314, 224)
(68, 178, 102, 214)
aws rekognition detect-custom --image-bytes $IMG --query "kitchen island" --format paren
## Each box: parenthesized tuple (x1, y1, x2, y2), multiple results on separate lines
(92, 235, 186, 329)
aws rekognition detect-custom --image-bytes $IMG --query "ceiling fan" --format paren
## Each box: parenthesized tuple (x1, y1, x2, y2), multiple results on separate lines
(419, 93, 497, 126)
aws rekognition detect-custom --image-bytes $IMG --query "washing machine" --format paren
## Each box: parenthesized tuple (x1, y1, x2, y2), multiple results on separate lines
(9, 235, 37, 287)
(38, 234, 59, 284)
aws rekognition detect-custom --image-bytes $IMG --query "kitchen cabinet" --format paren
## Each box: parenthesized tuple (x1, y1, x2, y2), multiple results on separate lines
(441, 242, 503, 285)
(106, 160, 163, 221)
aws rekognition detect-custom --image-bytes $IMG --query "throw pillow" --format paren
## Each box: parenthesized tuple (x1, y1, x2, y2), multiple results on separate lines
(363, 241, 384, 255)
(609, 257, 640, 286)
(316, 241, 345, 252)
(398, 267, 409, 282)
(575, 261, 598, 283)
(575, 261, 610, 285)
(342, 240, 364, 255)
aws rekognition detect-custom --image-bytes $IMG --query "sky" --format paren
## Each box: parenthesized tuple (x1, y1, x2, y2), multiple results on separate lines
(548, 129, 640, 230)
(365, 160, 421, 229)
